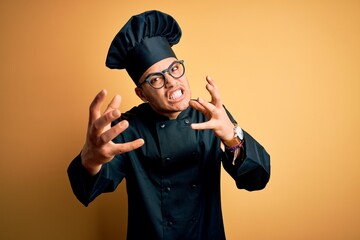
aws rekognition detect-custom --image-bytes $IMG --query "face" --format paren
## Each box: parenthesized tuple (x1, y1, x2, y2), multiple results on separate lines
(135, 57, 191, 119)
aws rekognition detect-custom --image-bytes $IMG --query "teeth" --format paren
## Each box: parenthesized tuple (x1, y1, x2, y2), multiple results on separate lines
(170, 90, 182, 100)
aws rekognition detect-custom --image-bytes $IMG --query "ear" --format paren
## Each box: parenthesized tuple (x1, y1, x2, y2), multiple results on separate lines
(135, 87, 148, 102)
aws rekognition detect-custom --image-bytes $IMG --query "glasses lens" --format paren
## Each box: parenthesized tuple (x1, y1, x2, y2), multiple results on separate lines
(147, 73, 165, 89)
(169, 61, 185, 79)
(142, 61, 185, 89)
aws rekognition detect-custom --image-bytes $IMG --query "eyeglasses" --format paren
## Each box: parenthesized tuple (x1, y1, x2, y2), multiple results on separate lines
(138, 60, 185, 89)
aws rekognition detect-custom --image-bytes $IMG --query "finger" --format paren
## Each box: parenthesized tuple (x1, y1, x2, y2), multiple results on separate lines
(98, 119, 128, 144)
(189, 99, 207, 113)
(190, 121, 215, 130)
(91, 109, 121, 137)
(89, 89, 107, 124)
(206, 76, 222, 107)
(110, 138, 145, 155)
(104, 94, 122, 115)
(196, 97, 216, 113)
(206, 75, 220, 91)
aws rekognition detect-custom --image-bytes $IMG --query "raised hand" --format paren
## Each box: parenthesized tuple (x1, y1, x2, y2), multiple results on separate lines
(81, 89, 144, 175)
(189, 76, 235, 144)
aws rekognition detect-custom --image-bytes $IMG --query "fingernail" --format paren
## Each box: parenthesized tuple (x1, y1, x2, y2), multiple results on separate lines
(120, 120, 128, 127)
(112, 110, 120, 118)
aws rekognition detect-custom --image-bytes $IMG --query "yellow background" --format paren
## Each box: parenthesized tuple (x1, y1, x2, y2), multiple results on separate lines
(1, 0, 359, 239)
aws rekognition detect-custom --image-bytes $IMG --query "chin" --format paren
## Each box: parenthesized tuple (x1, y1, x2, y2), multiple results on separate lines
(174, 99, 190, 110)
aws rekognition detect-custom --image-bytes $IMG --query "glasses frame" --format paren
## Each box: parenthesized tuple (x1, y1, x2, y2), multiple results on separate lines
(138, 60, 185, 89)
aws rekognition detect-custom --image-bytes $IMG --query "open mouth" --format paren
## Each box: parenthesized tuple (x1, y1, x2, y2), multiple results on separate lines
(169, 89, 183, 100)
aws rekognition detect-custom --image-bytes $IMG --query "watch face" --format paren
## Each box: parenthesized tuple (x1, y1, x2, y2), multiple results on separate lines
(235, 126, 244, 140)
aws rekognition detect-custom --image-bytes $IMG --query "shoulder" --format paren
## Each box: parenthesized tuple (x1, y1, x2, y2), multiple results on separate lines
(112, 103, 150, 125)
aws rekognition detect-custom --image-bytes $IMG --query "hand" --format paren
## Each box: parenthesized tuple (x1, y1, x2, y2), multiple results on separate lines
(81, 89, 145, 175)
(189, 76, 235, 143)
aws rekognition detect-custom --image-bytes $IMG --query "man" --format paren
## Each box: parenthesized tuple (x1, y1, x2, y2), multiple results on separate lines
(68, 10, 270, 240)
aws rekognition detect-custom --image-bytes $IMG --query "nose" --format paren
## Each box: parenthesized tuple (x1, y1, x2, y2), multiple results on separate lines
(164, 73, 177, 88)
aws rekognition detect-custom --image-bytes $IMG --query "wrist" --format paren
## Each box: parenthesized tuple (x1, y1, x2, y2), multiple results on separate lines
(80, 150, 102, 176)
(222, 124, 244, 147)
(223, 138, 242, 148)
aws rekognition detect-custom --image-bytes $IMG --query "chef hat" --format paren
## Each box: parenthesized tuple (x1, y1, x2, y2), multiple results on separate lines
(105, 10, 182, 84)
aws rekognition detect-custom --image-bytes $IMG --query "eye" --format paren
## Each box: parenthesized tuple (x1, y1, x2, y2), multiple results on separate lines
(170, 63, 179, 73)
(149, 74, 164, 86)
(150, 76, 160, 84)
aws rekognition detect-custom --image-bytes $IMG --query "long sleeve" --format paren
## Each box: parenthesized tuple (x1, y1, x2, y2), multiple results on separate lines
(67, 104, 270, 239)
(222, 130, 270, 191)
(67, 154, 127, 206)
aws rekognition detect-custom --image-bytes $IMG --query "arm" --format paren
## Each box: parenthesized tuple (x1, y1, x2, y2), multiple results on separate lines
(222, 130, 270, 191)
(189, 76, 270, 190)
(67, 89, 144, 205)
(67, 153, 128, 206)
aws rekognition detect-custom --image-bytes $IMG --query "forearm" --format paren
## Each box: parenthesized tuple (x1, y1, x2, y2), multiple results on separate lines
(67, 153, 127, 206)
(80, 149, 102, 176)
(67, 154, 100, 206)
(222, 130, 270, 191)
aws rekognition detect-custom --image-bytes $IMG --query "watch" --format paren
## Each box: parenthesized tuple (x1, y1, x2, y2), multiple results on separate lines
(234, 124, 244, 141)
(224, 124, 244, 148)
(225, 124, 245, 164)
